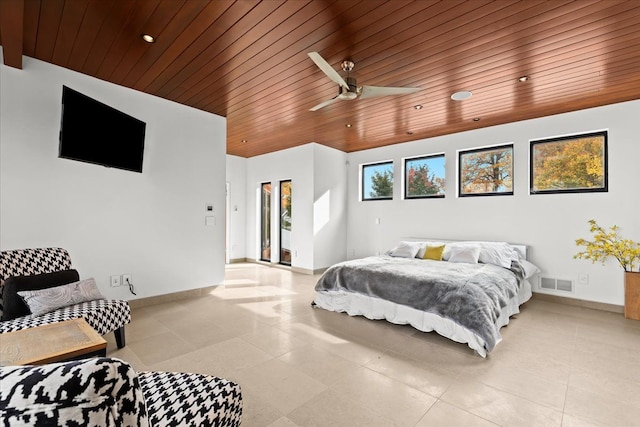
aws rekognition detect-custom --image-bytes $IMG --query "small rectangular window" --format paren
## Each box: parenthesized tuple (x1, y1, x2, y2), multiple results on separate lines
(404, 154, 445, 199)
(361, 161, 394, 201)
(530, 131, 607, 194)
(459, 144, 513, 197)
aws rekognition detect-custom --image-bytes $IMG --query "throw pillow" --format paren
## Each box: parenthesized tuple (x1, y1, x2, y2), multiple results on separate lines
(1, 269, 80, 321)
(422, 244, 445, 261)
(388, 241, 421, 258)
(448, 245, 481, 264)
(18, 277, 104, 317)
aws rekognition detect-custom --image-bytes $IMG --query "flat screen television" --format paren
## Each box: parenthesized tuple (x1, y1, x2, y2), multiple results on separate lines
(59, 86, 146, 173)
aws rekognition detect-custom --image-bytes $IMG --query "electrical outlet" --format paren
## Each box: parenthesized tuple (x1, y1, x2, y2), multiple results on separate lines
(122, 274, 132, 286)
(578, 273, 589, 284)
(110, 275, 121, 287)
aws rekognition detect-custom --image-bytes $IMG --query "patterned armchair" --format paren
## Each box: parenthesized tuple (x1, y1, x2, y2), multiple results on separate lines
(0, 357, 243, 426)
(0, 248, 130, 347)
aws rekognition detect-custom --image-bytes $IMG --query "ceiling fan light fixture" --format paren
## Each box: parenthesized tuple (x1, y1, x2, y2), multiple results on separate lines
(519, 76, 529, 82)
(141, 34, 156, 43)
(338, 91, 358, 100)
(451, 91, 472, 101)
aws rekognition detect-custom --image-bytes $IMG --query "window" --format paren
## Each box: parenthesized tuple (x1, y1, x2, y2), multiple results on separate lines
(458, 144, 513, 197)
(362, 161, 393, 201)
(530, 131, 607, 194)
(404, 154, 445, 199)
(279, 180, 292, 266)
(260, 182, 271, 261)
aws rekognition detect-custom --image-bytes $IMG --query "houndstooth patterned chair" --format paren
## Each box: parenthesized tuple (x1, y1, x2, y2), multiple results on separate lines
(0, 357, 243, 426)
(0, 248, 130, 348)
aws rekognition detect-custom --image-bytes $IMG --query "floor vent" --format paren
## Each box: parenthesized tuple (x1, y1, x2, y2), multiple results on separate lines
(540, 277, 574, 293)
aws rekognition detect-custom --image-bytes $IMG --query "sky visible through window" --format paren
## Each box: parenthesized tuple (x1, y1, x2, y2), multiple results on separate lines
(363, 162, 393, 198)
(406, 156, 445, 179)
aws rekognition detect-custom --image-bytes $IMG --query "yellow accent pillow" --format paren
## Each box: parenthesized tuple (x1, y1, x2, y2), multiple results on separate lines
(422, 244, 445, 261)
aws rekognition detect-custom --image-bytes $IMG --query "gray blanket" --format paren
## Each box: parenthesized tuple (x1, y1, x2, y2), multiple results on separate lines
(314, 256, 525, 352)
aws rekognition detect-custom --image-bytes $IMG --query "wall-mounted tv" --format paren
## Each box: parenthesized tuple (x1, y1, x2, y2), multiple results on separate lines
(59, 86, 146, 173)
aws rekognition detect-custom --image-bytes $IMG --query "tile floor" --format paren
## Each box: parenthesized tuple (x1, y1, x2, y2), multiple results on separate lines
(106, 263, 640, 426)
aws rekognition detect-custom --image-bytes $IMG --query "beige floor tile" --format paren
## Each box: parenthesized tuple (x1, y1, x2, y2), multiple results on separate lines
(287, 390, 404, 427)
(464, 363, 567, 410)
(148, 337, 272, 378)
(441, 380, 563, 426)
(326, 366, 437, 426)
(126, 330, 195, 366)
(108, 263, 635, 426)
(235, 382, 286, 427)
(232, 358, 327, 415)
(267, 416, 300, 427)
(561, 413, 607, 427)
(568, 368, 640, 408)
(364, 350, 459, 398)
(415, 400, 500, 427)
(564, 380, 640, 427)
(277, 345, 360, 386)
(240, 323, 309, 357)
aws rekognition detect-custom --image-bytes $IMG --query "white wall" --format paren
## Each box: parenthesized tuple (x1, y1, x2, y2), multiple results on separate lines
(226, 155, 247, 261)
(245, 144, 314, 269)
(312, 144, 348, 269)
(0, 52, 227, 300)
(346, 100, 640, 305)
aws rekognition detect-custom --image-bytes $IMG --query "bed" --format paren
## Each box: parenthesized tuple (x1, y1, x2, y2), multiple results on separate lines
(312, 240, 537, 357)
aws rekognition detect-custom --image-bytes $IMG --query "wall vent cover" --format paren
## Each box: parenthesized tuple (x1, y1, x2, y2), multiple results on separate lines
(539, 277, 574, 293)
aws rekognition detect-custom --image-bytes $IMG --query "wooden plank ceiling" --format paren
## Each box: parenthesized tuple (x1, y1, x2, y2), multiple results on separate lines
(1, 0, 639, 158)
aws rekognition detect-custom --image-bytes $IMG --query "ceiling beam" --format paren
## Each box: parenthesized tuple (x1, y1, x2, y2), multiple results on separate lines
(0, 0, 24, 69)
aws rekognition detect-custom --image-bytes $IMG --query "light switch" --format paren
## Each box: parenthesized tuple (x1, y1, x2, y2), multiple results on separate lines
(205, 216, 216, 226)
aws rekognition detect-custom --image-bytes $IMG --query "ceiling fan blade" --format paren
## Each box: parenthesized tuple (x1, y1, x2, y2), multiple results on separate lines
(309, 95, 340, 111)
(308, 52, 349, 88)
(359, 85, 421, 99)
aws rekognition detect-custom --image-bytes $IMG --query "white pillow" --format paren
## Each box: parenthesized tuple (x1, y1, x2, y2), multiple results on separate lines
(476, 242, 514, 269)
(18, 277, 104, 317)
(443, 241, 513, 268)
(447, 245, 481, 264)
(519, 259, 541, 279)
(388, 241, 421, 258)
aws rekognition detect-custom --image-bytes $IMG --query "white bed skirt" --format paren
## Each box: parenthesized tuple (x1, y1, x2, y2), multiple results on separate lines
(313, 280, 532, 358)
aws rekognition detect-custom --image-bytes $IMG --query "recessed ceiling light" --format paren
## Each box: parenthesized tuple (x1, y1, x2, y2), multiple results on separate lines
(345, 124, 352, 128)
(241, 139, 247, 143)
(451, 91, 472, 101)
(413, 105, 423, 110)
(473, 117, 481, 122)
(406, 131, 414, 135)
(141, 34, 156, 43)
(519, 76, 529, 82)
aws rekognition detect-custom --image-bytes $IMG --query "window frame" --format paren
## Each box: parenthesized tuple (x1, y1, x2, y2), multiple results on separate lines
(279, 179, 292, 266)
(260, 182, 271, 262)
(529, 130, 608, 195)
(403, 153, 446, 200)
(361, 160, 394, 201)
(458, 144, 514, 197)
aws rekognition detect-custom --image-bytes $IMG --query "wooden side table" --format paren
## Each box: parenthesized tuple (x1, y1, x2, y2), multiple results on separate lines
(0, 318, 107, 366)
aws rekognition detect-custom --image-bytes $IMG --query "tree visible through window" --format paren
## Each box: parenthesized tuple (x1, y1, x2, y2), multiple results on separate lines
(405, 154, 445, 199)
(362, 161, 393, 200)
(530, 131, 607, 194)
(459, 144, 513, 197)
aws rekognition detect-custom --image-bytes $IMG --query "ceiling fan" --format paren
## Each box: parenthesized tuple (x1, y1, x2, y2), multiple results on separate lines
(307, 52, 421, 111)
